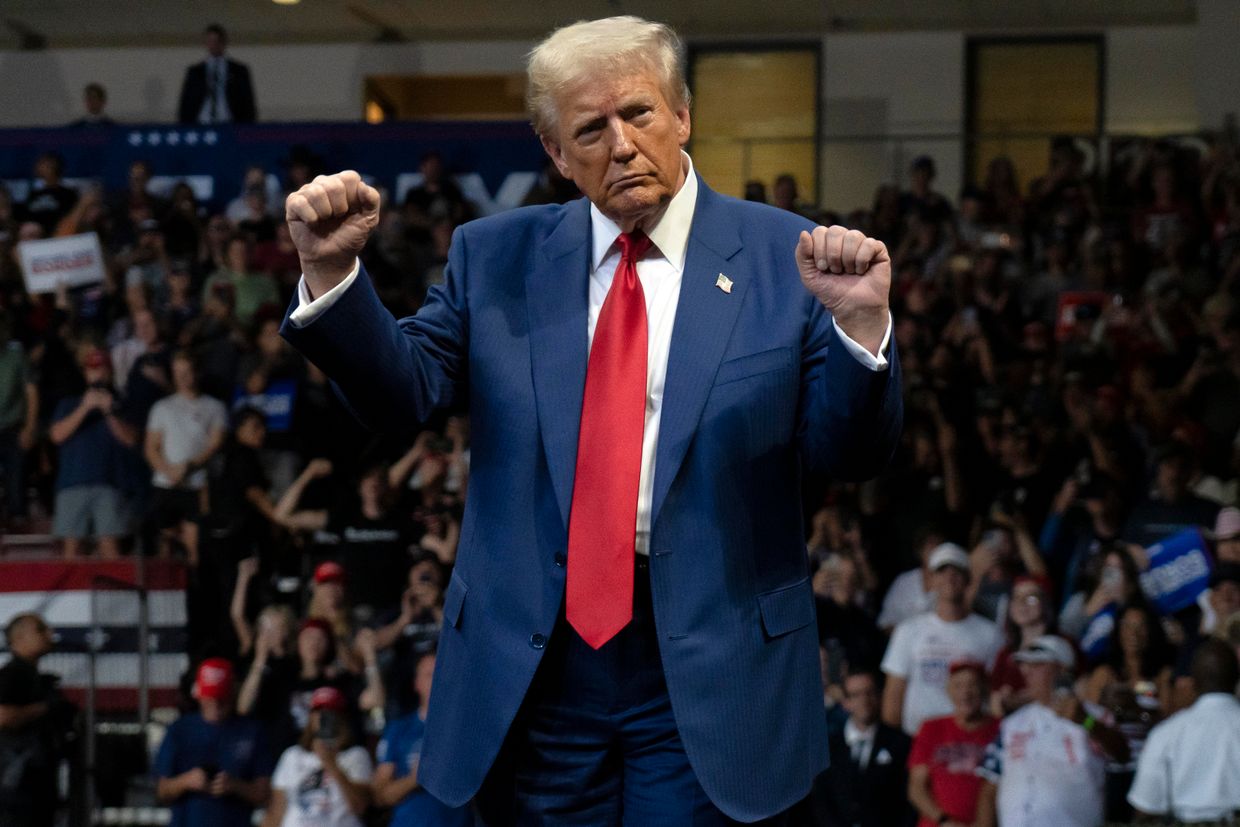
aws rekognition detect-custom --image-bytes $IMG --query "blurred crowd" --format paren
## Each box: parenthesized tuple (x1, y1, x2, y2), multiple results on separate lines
(3, 126, 1240, 826)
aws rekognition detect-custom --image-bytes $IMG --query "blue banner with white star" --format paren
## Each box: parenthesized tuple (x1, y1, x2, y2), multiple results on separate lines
(0, 120, 548, 215)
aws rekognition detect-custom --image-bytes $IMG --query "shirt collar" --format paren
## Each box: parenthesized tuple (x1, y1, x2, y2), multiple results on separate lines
(589, 151, 697, 274)
(844, 718, 876, 745)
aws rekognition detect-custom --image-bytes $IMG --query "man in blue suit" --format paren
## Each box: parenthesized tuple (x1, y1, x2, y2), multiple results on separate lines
(281, 16, 901, 825)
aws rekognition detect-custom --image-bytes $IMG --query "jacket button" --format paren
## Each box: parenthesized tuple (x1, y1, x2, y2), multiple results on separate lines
(529, 633, 546, 650)
(554, 552, 566, 567)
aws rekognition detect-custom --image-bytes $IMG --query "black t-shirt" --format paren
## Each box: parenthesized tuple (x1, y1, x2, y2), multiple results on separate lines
(205, 443, 269, 538)
(315, 508, 417, 615)
(20, 185, 79, 236)
(240, 654, 299, 752)
(371, 606, 441, 712)
(0, 656, 51, 716)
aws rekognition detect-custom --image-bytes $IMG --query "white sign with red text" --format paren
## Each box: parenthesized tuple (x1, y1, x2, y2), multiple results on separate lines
(17, 232, 106, 294)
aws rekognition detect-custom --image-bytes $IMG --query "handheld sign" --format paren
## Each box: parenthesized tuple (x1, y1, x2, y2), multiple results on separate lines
(17, 232, 106, 294)
(1139, 528, 1212, 615)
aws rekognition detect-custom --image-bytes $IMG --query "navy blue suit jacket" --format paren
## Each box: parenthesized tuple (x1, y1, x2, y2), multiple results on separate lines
(281, 177, 902, 821)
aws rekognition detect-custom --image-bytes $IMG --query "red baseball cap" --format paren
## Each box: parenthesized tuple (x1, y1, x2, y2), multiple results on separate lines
(948, 659, 988, 680)
(310, 686, 348, 713)
(1013, 574, 1053, 597)
(194, 658, 234, 701)
(83, 348, 111, 371)
(313, 561, 346, 585)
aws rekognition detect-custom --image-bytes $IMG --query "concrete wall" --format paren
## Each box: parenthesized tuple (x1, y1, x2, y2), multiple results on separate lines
(0, 40, 535, 126)
(0, 16, 1230, 213)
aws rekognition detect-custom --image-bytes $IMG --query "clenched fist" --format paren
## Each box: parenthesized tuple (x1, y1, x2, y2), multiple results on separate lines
(796, 225, 891, 355)
(285, 170, 381, 298)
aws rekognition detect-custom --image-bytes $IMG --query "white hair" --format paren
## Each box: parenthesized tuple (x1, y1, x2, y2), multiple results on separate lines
(526, 15, 691, 137)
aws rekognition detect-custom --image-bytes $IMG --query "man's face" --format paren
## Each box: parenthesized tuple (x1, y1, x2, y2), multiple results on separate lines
(12, 616, 53, 660)
(947, 669, 983, 718)
(540, 68, 690, 230)
(1212, 581, 1240, 621)
(933, 565, 967, 603)
(205, 31, 225, 58)
(85, 89, 105, 116)
(171, 357, 195, 393)
(236, 417, 266, 449)
(842, 674, 879, 727)
(1019, 660, 1059, 699)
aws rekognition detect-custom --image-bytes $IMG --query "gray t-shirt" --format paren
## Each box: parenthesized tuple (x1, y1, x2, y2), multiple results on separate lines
(146, 392, 227, 489)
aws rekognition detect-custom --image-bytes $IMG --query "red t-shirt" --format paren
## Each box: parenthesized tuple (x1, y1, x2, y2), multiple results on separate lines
(908, 714, 1000, 827)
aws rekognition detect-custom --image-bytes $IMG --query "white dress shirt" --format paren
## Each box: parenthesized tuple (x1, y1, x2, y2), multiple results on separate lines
(198, 56, 232, 124)
(289, 153, 893, 554)
(843, 718, 877, 769)
(1128, 692, 1240, 821)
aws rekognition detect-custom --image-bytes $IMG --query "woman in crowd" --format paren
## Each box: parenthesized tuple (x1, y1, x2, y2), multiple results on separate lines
(264, 686, 372, 827)
(989, 575, 1056, 715)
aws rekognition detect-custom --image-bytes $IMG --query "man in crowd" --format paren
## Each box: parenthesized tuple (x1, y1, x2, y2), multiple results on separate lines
(69, 82, 114, 127)
(144, 350, 228, 558)
(19, 151, 78, 236)
(1128, 638, 1240, 821)
(810, 669, 913, 827)
(281, 14, 900, 821)
(0, 613, 70, 827)
(48, 347, 138, 557)
(373, 650, 474, 826)
(177, 23, 257, 125)
(1123, 441, 1220, 547)
(154, 658, 273, 827)
(975, 635, 1129, 827)
(907, 660, 999, 827)
(882, 543, 1004, 736)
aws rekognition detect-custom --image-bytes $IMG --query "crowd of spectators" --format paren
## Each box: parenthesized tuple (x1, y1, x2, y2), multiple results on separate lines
(3, 126, 1240, 825)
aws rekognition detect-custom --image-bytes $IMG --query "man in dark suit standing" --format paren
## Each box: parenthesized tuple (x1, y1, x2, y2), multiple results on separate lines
(177, 24, 256, 125)
(814, 670, 914, 827)
(280, 15, 901, 824)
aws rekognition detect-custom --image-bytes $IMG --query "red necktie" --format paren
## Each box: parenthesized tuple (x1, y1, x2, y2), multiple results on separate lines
(566, 230, 653, 649)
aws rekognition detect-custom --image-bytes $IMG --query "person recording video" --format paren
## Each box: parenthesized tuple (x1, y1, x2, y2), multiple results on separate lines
(263, 686, 372, 827)
(154, 658, 273, 827)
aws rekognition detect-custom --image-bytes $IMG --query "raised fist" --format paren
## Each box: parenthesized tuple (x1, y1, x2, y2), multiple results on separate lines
(795, 225, 891, 355)
(285, 170, 381, 295)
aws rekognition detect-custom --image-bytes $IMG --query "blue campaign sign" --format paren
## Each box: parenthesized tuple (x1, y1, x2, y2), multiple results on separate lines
(1080, 604, 1116, 661)
(0, 120, 549, 215)
(1138, 528, 1213, 615)
(234, 379, 297, 433)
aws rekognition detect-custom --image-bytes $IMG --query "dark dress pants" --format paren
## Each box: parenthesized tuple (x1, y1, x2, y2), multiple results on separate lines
(473, 557, 790, 826)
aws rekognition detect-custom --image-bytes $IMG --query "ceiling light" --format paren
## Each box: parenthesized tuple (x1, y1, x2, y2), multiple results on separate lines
(273, 0, 300, 5)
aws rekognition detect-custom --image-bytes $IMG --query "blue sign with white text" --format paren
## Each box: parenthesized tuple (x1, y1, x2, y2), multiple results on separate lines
(1139, 528, 1212, 615)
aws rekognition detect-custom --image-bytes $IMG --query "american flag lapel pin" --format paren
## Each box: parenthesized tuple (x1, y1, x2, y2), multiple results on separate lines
(715, 273, 733, 294)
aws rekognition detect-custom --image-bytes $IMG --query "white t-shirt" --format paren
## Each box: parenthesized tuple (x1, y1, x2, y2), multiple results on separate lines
(1128, 693, 1240, 821)
(272, 744, 373, 827)
(146, 392, 228, 489)
(877, 567, 935, 630)
(881, 611, 1003, 735)
(977, 702, 1106, 827)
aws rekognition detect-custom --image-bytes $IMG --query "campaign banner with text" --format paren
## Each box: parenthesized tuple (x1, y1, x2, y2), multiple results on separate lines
(17, 231, 106, 294)
(1139, 528, 1212, 615)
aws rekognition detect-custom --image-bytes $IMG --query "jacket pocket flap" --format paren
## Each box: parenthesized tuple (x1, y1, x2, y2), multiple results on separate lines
(757, 576, 814, 638)
(443, 571, 468, 628)
(715, 346, 794, 386)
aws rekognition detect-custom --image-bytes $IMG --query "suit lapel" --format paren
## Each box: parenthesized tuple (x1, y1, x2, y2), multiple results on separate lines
(649, 179, 745, 527)
(526, 198, 591, 529)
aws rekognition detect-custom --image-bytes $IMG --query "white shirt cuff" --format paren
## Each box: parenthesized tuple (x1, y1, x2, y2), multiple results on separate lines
(288, 259, 361, 328)
(832, 311, 893, 371)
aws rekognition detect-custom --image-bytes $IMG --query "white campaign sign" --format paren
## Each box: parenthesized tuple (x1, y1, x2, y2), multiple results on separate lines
(17, 232, 106, 294)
